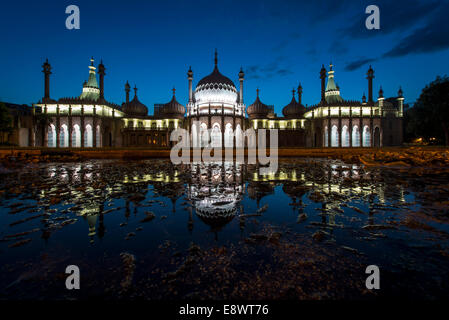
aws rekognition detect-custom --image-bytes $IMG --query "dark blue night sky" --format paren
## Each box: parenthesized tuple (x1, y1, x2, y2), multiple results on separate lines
(1, 0, 448, 115)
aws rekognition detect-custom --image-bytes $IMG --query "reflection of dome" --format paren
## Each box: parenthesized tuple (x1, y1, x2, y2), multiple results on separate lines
(122, 86, 148, 116)
(159, 89, 185, 119)
(282, 90, 305, 118)
(194, 51, 238, 105)
(247, 89, 271, 118)
(195, 198, 236, 230)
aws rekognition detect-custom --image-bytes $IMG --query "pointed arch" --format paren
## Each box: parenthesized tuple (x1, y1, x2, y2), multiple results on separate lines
(341, 125, 349, 147)
(352, 125, 360, 147)
(331, 125, 339, 147)
(363, 125, 371, 147)
(59, 124, 68, 147)
(47, 124, 56, 148)
(84, 124, 93, 147)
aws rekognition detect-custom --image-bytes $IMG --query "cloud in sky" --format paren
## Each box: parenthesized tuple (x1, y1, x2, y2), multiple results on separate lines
(345, 58, 377, 71)
(339, 0, 440, 39)
(383, 2, 449, 58)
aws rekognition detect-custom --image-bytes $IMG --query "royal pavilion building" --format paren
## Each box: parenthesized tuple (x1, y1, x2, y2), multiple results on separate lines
(2, 52, 404, 149)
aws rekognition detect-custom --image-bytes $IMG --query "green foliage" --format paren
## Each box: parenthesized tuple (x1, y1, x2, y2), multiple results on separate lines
(405, 76, 449, 145)
(0, 102, 13, 132)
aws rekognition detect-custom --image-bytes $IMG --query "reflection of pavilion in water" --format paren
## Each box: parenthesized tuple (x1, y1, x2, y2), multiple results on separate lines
(187, 162, 245, 237)
(37, 161, 406, 241)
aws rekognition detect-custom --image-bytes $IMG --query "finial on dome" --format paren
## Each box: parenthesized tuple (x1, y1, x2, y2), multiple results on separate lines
(292, 88, 296, 97)
(256, 88, 260, 97)
(214, 49, 218, 68)
(329, 61, 333, 71)
(378, 86, 384, 98)
(362, 92, 366, 103)
(172, 87, 176, 96)
(134, 85, 138, 96)
(398, 86, 403, 97)
(90, 57, 94, 66)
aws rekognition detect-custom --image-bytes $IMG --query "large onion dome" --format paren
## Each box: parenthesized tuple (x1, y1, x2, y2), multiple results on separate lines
(194, 50, 238, 105)
(159, 88, 185, 119)
(122, 86, 148, 116)
(247, 89, 271, 119)
(282, 88, 305, 118)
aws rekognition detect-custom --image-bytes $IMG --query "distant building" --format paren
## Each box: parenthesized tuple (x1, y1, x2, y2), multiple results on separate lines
(3, 52, 404, 148)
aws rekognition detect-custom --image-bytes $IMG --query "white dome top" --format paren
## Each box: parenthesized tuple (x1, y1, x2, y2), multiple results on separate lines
(194, 51, 238, 106)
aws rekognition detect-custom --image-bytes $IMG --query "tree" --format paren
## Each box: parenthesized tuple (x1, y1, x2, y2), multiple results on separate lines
(406, 76, 449, 145)
(0, 102, 13, 144)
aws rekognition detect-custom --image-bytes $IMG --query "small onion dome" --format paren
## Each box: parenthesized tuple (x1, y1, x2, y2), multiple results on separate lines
(362, 92, 366, 103)
(282, 89, 305, 118)
(160, 88, 185, 118)
(247, 89, 270, 118)
(398, 86, 403, 97)
(122, 86, 148, 116)
(378, 86, 384, 98)
(187, 66, 193, 78)
(239, 67, 245, 79)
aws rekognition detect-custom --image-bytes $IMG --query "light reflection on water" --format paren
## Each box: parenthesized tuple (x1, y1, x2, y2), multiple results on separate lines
(1, 159, 449, 299)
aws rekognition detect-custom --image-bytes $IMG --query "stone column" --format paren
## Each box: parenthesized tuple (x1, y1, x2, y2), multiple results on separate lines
(221, 104, 224, 148)
(359, 107, 363, 147)
(81, 105, 85, 148)
(338, 107, 342, 147)
(349, 107, 353, 147)
(68, 105, 73, 148)
(56, 105, 60, 148)
(327, 107, 331, 147)
(93, 106, 97, 148)
(370, 107, 374, 147)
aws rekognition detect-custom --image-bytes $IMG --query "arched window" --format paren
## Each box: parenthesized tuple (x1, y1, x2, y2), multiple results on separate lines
(341, 125, 349, 147)
(96, 125, 101, 147)
(60, 124, 68, 147)
(72, 124, 81, 147)
(47, 124, 56, 147)
(200, 123, 208, 147)
(352, 125, 360, 147)
(224, 123, 233, 148)
(211, 123, 221, 148)
(331, 125, 339, 147)
(324, 126, 329, 147)
(235, 124, 243, 148)
(363, 125, 371, 147)
(84, 124, 93, 147)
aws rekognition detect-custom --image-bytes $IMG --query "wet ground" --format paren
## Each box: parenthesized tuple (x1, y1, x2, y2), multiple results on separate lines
(1, 158, 449, 300)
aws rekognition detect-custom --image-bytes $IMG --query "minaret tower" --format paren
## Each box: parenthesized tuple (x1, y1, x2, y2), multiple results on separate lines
(42, 58, 52, 102)
(187, 66, 193, 103)
(397, 86, 404, 117)
(297, 82, 303, 104)
(98, 59, 106, 101)
(239, 67, 245, 105)
(367, 65, 374, 103)
(125, 81, 130, 103)
(320, 64, 326, 103)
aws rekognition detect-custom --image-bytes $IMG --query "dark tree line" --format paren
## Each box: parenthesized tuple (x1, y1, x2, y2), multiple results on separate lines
(405, 76, 449, 146)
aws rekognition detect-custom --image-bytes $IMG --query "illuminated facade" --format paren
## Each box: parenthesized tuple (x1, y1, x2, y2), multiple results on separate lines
(4, 53, 403, 148)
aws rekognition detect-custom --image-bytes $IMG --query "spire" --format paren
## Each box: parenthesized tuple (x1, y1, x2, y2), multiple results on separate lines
(172, 87, 176, 97)
(398, 86, 403, 97)
(378, 86, 384, 98)
(187, 66, 193, 78)
(256, 88, 260, 97)
(297, 82, 303, 104)
(239, 66, 245, 79)
(134, 85, 138, 97)
(292, 88, 296, 97)
(214, 49, 218, 68)
(90, 56, 94, 66)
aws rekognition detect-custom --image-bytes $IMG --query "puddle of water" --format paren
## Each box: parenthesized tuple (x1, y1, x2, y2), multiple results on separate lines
(1, 159, 449, 299)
